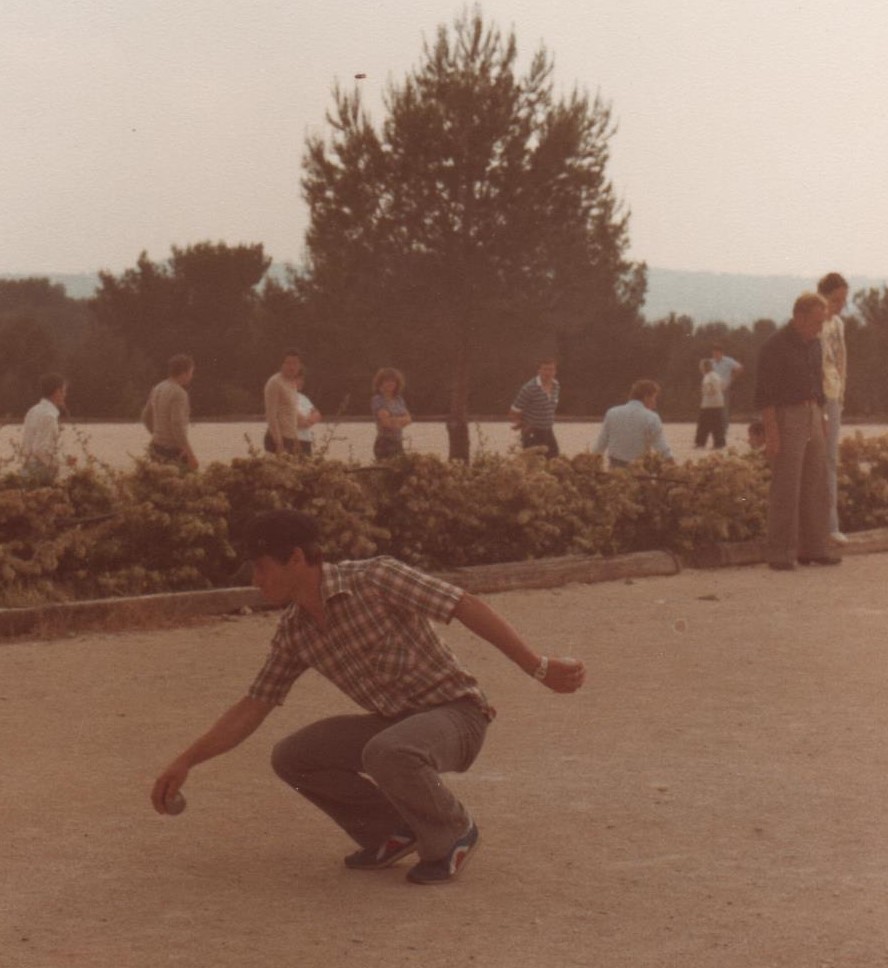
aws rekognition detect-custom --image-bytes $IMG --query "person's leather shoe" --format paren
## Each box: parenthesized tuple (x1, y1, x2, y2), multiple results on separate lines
(797, 555, 842, 566)
(768, 561, 795, 571)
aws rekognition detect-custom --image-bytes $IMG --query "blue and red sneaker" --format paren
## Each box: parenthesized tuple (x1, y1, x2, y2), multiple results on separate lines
(406, 823, 480, 885)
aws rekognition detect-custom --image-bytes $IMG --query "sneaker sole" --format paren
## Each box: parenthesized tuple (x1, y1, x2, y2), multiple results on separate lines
(344, 841, 417, 871)
(406, 834, 481, 885)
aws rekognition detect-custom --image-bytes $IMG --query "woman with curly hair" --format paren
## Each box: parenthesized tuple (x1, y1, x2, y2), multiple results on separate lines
(371, 367, 411, 460)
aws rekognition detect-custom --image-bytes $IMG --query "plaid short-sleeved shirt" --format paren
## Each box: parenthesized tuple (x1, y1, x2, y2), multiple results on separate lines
(248, 557, 494, 720)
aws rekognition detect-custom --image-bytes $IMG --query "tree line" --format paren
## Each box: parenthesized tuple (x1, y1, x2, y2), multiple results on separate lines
(3, 11, 887, 456)
(5, 264, 887, 421)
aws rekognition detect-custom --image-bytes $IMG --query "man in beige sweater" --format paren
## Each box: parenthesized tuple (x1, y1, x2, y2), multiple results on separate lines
(141, 354, 198, 470)
(264, 348, 306, 455)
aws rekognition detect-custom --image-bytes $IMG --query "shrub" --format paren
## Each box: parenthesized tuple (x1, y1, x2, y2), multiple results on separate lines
(205, 454, 386, 563)
(0, 435, 882, 607)
(0, 485, 78, 605)
(836, 432, 888, 531)
(611, 451, 769, 555)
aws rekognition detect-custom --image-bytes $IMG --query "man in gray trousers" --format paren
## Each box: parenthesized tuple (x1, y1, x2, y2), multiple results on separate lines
(754, 293, 841, 571)
(151, 509, 585, 885)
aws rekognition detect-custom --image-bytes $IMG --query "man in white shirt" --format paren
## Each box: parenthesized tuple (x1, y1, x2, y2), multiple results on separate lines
(694, 359, 726, 449)
(21, 373, 69, 485)
(711, 344, 744, 435)
(593, 379, 673, 468)
(294, 373, 322, 456)
(816, 272, 849, 543)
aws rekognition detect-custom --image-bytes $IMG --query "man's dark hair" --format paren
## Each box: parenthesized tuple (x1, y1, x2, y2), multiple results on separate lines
(283, 348, 303, 360)
(817, 272, 849, 296)
(39, 373, 66, 399)
(168, 353, 195, 377)
(243, 509, 323, 565)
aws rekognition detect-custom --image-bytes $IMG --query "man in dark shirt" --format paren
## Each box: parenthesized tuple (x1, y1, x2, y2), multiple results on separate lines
(754, 292, 839, 570)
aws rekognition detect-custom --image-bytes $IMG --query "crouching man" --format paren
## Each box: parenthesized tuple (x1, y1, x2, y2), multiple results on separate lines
(151, 509, 585, 885)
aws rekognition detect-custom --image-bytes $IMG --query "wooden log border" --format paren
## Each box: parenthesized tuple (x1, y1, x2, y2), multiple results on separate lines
(4, 526, 887, 642)
(686, 525, 888, 568)
(0, 550, 680, 642)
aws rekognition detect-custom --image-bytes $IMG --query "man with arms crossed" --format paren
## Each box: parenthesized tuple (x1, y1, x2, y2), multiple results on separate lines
(754, 293, 838, 571)
(151, 509, 585, 885)
(141, 354, 198, 470)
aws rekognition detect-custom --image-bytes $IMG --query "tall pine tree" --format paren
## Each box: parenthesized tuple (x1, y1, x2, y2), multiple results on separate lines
(301, 10, 645, 458)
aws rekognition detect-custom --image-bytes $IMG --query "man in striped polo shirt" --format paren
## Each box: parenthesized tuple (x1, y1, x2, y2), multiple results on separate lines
(509, 357, 560, 458)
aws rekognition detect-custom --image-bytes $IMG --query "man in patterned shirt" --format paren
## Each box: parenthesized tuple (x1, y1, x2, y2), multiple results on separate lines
(151, 509, 585, 885)
(509, 357, 560, 458)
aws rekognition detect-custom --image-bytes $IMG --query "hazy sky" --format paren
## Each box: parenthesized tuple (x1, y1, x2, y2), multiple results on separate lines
(4, 0, 887, 278)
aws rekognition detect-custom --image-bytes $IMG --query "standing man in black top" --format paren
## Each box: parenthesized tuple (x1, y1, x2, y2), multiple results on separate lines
(754, 292, 839, 571)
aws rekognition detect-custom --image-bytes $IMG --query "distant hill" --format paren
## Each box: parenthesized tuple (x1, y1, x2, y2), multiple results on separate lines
(1, 272, 102, 300)
(0, 264, 292, 302)
(643, 267, 887, 325)
(3, 266, 886, 326)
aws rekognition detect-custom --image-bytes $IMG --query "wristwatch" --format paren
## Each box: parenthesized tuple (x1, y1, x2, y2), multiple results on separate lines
(533, 656, 549, 681)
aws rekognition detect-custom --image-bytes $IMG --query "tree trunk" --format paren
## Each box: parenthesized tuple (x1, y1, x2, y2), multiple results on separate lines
(446, 414, 470, 462)
(447, 334, 470, 461)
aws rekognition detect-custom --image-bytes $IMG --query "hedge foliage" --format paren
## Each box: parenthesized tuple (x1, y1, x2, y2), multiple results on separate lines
(0, 432, 884, 607)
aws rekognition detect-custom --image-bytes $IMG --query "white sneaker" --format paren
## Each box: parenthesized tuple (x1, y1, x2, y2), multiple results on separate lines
(830, 531, 849, 544)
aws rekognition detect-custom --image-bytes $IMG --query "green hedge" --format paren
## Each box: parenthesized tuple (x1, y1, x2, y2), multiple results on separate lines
(0, 433, 884, 607)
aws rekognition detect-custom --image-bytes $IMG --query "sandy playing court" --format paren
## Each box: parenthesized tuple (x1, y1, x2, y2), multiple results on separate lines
(2, 419, 888, 471)
(4, 554, 888, 967)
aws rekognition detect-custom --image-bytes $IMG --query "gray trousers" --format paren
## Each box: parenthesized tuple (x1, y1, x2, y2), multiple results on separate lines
(271, 699, 489, 861)
(824, 398, 842, 533)
(767, 402, 831, 565)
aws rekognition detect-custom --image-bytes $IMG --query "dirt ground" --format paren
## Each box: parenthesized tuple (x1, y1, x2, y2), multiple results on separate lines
(4, 555, 888, 968)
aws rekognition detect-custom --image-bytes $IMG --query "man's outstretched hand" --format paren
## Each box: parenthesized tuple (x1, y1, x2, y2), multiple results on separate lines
(541, 657, 586, 693)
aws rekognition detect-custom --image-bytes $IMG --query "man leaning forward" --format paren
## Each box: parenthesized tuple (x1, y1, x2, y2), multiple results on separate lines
(151, 510, 585, 885)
